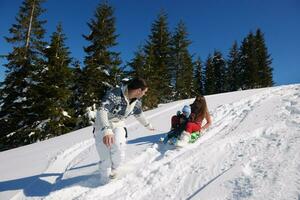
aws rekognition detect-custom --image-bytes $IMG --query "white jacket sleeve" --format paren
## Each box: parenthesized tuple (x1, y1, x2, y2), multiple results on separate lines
(133, 100, 153, 130)
(97, 90, 117, 137)
(93, 110, 102, 134)
(98, 109, 114, 136)
(134, 112, 152, 128)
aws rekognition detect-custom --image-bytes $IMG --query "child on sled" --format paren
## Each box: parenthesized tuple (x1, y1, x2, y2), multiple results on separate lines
(161, 105, 191, 144)
(177, 95, 212, 146)
(162, 96, 212, 146)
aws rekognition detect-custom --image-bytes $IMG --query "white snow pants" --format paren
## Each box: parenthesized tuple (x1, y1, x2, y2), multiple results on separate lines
(94, 121, 127, 183)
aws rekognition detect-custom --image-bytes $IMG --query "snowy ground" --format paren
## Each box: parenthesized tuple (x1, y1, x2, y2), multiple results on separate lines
(0, 84, 299, 200)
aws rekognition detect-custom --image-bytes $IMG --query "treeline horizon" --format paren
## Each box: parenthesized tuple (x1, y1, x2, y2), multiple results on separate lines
(0, 0, 273, 151)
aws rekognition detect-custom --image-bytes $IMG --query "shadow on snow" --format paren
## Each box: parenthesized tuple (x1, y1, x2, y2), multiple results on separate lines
(0, 132, 168, 197)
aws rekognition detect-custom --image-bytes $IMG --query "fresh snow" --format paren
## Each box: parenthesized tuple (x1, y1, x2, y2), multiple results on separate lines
(62, 111, 71, 119)
(5, 132, 16, 138)
(0, 84, 299, 200)
(28, 132, 35, 137)
(36, 119, 50, 130)
(103, 69, 110, 76)
(13, 97, 27, 104)
(85, 105, 97, 123)
(24, 78, 38, 85)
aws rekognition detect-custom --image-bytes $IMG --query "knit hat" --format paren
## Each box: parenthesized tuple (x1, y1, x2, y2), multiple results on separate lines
(182, 105, 191, 118)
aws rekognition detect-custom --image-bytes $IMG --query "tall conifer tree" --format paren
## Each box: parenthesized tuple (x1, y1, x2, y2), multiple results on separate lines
(204, 54, 215, 95)
(69, 60, 85, 128)
(212, 50, 227, 93)
(239, 32, 259, 89)
(30, 23, 75, 140)
(128, 47, 147, 78)
(171, 21, 194, 99)
(193, 57, 204, 95)
(80, 2, 122, 126)
(255, 29, 274, 87)
(144, 11, 172, 104)
(227, 41, 241, 91)
(142, 44, 159, 108)
(0, 0, 47, 150)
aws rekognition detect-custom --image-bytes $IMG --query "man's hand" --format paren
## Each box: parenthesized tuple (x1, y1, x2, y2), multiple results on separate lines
(148, 127, 155, 131)
(103, 134, 114, 148)
(146, 123, 155, 131)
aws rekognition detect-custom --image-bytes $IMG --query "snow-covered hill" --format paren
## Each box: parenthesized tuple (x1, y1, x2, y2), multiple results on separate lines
(0, 84, 299, 200)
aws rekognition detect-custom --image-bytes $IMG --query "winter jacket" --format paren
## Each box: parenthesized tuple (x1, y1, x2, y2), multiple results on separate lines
(171, 113, 189, 130)
(94, 85, 151, 137)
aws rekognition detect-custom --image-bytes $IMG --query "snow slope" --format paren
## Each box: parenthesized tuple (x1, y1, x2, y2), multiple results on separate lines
(0, 84, 299, 200)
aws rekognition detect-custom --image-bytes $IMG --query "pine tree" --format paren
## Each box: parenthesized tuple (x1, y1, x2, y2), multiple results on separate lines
(128, 43, 158, 109)
(171, 21, 194, 99)
(69, 60, 85, 128)
(142, 43, 160, 108)
(193, 57, 204, 95)
(128, 47, 147, 78)
(239, 32, 259, 89)
(212, 50, 227, 93)
(227, 41, 241, 91)
(204, 54, 215, 95)
(129, 11, 172, 108)
(80, 2, 122, 126)
(144, 11, 172, 105)
(255, 29, 274, 87)
(30, 23, 75, 140)
(0, 0, 47, 151)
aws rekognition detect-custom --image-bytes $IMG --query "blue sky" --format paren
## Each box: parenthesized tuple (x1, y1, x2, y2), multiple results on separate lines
(0, 0, 299, 86)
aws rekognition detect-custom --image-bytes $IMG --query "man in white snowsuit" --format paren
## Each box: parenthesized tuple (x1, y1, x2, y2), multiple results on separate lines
(94, 78, 154, 184)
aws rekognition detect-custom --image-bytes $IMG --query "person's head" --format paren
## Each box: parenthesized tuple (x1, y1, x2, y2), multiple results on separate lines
(182, 105, 191, 118)
(127, 77, 148, 99)
(191, 95, 208, 120)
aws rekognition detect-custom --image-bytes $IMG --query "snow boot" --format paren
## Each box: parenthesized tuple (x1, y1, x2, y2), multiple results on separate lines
(176, 131, 190, 147)
(109, 168, 117, 179)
